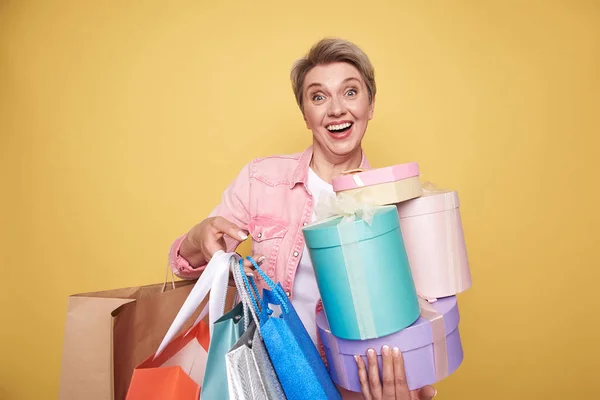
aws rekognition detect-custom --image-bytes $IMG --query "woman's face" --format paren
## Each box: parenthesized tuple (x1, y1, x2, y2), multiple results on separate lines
(302, 62, 375, 160)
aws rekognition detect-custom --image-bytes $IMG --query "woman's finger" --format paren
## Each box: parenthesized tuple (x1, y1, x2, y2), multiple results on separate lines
(242, 265, 255, 277)
(392, 347, 411, 399)
(229, 255, 263, 286)
(380, 346, 395, 399)
(243, 255, 266, 272)
(212, 217, 248, 241)
(355, 355, 372, 400)
(366, 348, 382, 399)
(411, 385, 437, 400)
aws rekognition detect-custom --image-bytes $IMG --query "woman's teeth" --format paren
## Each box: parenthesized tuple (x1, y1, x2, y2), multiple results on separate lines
(327, 122, 352, 132)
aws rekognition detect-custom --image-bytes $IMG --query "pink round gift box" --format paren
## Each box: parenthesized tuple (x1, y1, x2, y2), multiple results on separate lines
(332, 163, 420, 192)
(396, 190, 472, 300)
(317, 296, 464, 392)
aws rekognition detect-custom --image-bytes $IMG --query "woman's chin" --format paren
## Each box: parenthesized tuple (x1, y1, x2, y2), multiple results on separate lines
(325, 141, 362, 158)
(313, 132, 363, 159)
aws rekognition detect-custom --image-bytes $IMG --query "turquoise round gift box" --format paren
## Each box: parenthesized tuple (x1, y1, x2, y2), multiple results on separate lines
(302, 205, 420, 340)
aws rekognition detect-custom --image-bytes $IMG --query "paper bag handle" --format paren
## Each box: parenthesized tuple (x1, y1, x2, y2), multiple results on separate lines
(161, 261, 176, 293)
(154, 250, 237, 358)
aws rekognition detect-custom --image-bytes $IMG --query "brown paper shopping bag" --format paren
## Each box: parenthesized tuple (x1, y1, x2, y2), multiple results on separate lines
(124, 251, 240, 400)
(58, 276, 200, 400)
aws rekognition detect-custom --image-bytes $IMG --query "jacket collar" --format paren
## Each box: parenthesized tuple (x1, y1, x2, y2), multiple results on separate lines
(290, 145, 371, 189)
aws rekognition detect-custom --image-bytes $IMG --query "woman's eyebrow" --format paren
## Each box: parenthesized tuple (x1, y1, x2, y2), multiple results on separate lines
(342, 77, 361, 85)
(305, 82, 323, 92)
(305, 77, 361, 92)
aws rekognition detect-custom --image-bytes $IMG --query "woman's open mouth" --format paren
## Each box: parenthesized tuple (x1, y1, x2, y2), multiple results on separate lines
(326, 122, 354, 139)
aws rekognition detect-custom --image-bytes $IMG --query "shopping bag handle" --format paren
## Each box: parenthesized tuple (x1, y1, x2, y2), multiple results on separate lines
(230, 256, 261, 331)
(237, 259, 262, 318)
(161, 261, 176, 293)
(244, 256, 289, 315)
(154, 250, 238, 358)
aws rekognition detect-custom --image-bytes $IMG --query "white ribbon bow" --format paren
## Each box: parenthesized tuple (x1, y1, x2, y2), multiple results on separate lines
(313, 191, 378, 226)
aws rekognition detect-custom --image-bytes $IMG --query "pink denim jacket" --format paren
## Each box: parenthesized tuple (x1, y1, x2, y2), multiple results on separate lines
(168, 145, 371, 299)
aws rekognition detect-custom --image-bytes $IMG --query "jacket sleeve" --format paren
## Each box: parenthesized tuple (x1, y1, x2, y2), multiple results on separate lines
(168, 162, 252, 279)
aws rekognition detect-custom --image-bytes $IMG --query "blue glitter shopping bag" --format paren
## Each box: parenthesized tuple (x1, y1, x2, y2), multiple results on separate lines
(240, 257, 342, 400)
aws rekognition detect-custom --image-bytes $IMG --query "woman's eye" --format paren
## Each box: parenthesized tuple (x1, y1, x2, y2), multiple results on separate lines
(312, 94, 325, 101)
(346, 89, 357, 96)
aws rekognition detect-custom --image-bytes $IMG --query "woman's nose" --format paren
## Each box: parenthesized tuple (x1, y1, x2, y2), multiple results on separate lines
(327, 96, 346, 117)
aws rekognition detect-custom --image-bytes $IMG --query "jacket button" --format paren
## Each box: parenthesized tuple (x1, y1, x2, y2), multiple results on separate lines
(257, 233, 262, 238)
(293, 251, 299, 257)
(285, 291, 291, 297)
(303, 222, 308, 226)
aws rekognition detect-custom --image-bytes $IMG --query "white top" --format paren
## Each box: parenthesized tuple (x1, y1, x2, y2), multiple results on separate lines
(291, 167, 334, 345)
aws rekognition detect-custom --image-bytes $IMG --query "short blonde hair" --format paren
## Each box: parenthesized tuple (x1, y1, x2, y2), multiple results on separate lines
(290, 38, 376, 110)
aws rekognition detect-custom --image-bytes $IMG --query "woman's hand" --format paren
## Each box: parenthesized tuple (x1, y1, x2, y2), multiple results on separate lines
(355, 346, 437, 400)
(179, 216, 264, 279)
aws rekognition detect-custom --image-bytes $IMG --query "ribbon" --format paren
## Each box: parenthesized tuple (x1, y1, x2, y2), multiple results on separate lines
(312, 191, 381, 339)
(313, 191, 378, 226)
(418, 297, 449, 380)
(341, 168, 366, 187)
(337, 217, 377, 339)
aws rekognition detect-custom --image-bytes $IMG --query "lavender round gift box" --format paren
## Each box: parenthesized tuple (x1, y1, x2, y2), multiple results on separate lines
(317, 296, 464, 392)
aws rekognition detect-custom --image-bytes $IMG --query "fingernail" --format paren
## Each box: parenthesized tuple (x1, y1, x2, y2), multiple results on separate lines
(257, 256, 266, 264)
(238, 232, 248, 240)
(367, 349, 376, 357)
(354, 355, 359, 364)
(382, 345, 390, 355)
(392, 347, 400, 357)
(422, 386, 437, 398)
(245, 272, 254, 278)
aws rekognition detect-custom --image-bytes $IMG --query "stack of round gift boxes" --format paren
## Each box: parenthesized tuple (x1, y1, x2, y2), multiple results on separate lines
(301, 162, 472, 392)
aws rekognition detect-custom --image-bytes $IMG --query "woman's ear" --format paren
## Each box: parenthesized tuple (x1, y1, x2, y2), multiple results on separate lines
(303, 109, 312, 130)
(368, 95, 376, 120)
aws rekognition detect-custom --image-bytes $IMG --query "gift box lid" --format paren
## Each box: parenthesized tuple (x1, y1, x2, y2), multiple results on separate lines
(303, 205, 400, 249)
(332, 163, 420, 192)
(397, 189, 460, 218)
(317, 296, 460, 353)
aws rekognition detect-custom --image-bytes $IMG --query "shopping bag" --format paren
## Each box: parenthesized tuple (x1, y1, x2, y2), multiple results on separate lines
(156, 250, 238, 356)
(59, 275, 197, 400)
(245, 256, 342, 400)
(126, 319, 211, 400)
(201, 300, 248, 399)
(127, 367, 198, 400)
(225, 256, 286, 400)
(130, 250, 241, 400)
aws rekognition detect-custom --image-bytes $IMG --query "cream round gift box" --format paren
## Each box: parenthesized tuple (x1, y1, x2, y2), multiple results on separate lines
(331, 163, 422, 206)
(317, 296, 464, 392)
(396, 188, 472, 300)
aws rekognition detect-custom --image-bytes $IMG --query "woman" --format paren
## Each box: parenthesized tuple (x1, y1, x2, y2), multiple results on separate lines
(168, 38, 437, 400)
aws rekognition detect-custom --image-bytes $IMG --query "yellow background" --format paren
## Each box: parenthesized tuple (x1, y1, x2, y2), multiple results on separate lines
(1, 1, 599, 399)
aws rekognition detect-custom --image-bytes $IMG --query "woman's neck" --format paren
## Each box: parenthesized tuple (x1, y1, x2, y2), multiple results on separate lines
(309, 145, 363, 184)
